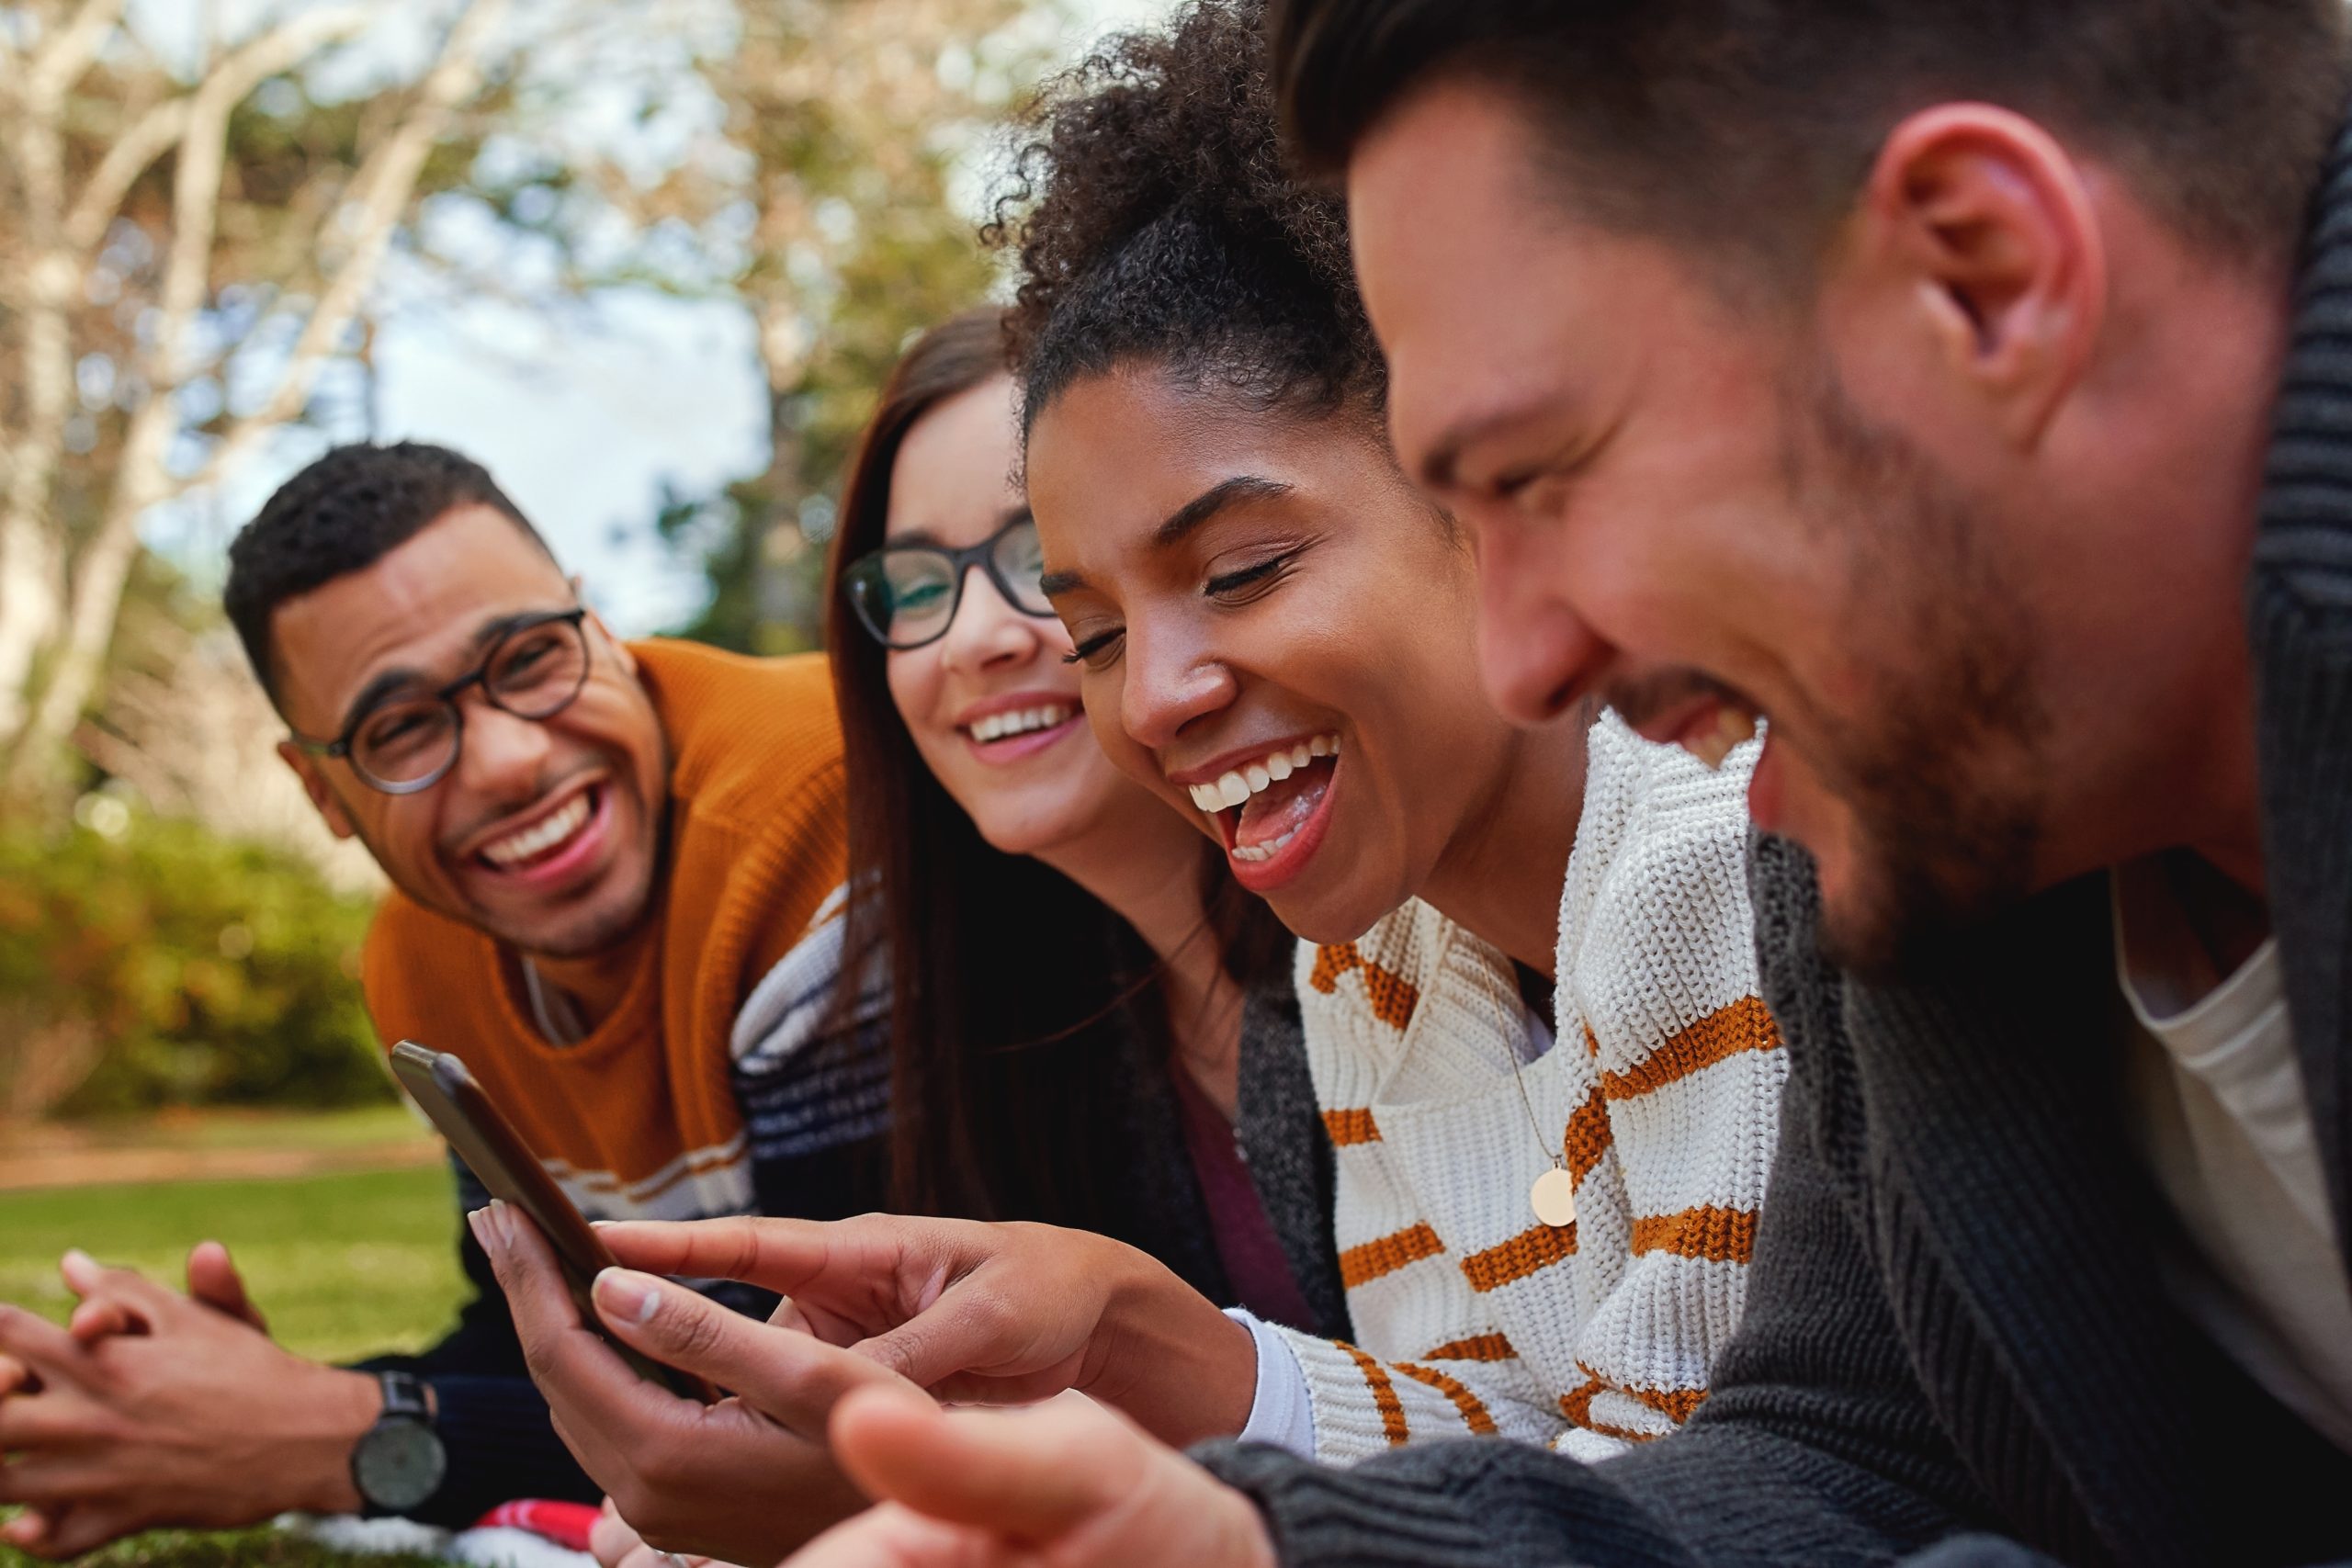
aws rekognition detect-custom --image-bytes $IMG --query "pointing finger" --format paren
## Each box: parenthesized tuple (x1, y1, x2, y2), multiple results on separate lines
(592, 1269, 910, 1435)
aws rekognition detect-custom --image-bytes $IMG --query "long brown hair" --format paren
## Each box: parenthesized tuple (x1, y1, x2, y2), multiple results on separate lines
(821, 308, 1289, 1229)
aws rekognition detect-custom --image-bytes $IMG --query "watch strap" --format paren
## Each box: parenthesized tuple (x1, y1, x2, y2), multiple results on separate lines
(376, 1369, 432, 1424)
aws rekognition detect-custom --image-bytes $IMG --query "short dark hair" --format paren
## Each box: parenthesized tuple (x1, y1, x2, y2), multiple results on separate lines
(1270, 0, 2349, 273)
(992, 0, 1385, 436)
(225, 441, 549, 701)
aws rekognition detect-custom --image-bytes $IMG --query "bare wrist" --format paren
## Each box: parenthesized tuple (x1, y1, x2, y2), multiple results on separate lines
(1091, 1250, 1259, 1445)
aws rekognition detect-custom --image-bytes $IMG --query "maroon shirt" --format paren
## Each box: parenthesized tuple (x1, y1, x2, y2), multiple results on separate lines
(1170, 1059, 1317, 1331)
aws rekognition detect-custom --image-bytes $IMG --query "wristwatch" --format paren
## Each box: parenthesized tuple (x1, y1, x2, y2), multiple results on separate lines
(350, 1371, 447, 1513)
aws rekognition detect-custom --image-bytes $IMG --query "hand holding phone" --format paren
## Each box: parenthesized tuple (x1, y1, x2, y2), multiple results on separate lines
(389, 1040, 717, 1403)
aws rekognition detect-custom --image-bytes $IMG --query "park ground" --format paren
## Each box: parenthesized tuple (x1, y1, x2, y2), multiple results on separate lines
(0, 1110, 471, 1568)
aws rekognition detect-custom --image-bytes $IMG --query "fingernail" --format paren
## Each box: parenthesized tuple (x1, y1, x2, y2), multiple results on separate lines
(489, 1199, 515, 1246)
(62, 1247, 95, 1276)
(594, 1267, 662, 1327)
(466, 1209, 489, 1247)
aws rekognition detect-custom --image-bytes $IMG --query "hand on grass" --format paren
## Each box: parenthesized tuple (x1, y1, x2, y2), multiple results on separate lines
(0, 1252, 379, 1559)
(62, 1240, 269, 1344)
(781, 1389, 1278, 1568)
(471, 1201, 883, 1567)
(594, 1213, 1256, 1445)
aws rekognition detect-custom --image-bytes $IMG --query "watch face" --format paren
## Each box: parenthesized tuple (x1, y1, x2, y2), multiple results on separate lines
(354, 1417, 447, 1512)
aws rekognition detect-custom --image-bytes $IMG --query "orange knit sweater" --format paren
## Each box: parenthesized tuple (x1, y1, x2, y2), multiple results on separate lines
(360, 639, 848, 1222)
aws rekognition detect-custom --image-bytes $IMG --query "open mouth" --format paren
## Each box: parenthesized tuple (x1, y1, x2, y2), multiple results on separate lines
(961, 701, 1079, 749)
(1679, 705, 1761, 771)
(1185, 733, 1340, 864)
(478, 784, 601, 874)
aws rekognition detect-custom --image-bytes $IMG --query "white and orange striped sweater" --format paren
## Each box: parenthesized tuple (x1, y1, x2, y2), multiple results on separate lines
(1256, 714, 1783, 1462)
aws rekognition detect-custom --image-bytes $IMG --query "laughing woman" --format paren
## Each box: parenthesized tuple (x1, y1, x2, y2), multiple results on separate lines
(546, 0, 1785, 1478)
(477, 309, 1349, 1568)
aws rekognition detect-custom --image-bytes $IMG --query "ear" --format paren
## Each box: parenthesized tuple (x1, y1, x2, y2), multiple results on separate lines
(1852, 105, 2107, 446)
(277, 741, 358, 840)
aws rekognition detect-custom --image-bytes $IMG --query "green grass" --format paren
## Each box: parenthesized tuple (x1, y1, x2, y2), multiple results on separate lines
(1, 1166, 473, 1566)
(15, 1107, 434, 1157)
(0, 1165, 466, 1364)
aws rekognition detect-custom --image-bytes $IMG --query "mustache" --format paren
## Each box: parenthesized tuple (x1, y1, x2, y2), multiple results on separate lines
(1602, 669, 1754, 730)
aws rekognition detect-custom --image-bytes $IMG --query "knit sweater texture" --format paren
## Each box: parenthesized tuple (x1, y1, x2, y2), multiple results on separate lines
(1196, 110, 2352, 1568)
(1272, 713, 1781, 1461)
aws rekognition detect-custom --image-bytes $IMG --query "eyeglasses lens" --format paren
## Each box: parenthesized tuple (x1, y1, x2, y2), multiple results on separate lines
(354, 700, 458, 788)
(489, 620, 590, 717)
(865, 554, 958, 647)
(991, 520, 1052, 615)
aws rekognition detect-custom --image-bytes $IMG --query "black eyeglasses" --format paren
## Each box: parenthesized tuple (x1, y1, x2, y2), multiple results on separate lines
(841, 515, 1055, 650)
(289, 608, 593, 795)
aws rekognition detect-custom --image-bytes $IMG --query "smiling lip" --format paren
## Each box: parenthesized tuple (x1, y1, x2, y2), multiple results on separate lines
(953, 691, 1083, 765)
(465, 780, 613, 892)
(1225, 753, 1340, 893)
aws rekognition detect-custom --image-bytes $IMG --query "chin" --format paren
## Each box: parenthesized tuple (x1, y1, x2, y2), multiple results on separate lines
(1261, 882, 1395, 948)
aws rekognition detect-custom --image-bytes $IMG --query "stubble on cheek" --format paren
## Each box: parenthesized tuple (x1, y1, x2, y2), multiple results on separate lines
(1784, 372, 2052, 978)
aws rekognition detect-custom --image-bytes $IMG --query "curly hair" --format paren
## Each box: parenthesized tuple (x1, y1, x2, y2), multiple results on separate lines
(992, 0, 1384, 435)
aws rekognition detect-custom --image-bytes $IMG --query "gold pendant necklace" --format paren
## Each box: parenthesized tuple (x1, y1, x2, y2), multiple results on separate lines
(1507, 1021, 1576, 1230)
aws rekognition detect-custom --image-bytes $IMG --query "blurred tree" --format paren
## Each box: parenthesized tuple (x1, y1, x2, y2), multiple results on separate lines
(0, 0, 513, 799)
(644, 0, 1036, 652)
(0, 804, 384, 1117)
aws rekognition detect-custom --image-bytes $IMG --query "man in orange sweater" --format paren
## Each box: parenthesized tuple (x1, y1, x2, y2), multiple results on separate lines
(0, 442, 883, 1556)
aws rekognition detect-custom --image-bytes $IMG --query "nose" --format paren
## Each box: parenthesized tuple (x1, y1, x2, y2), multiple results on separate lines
(937, 565, 1044, 675)
(1120, 621, 1237, 752)
(1476, 526, 1611, 726)
(452, 696, 556, 801)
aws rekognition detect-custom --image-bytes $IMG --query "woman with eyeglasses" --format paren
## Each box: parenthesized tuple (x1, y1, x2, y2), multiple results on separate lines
(522, 5, 1782, 1550)
(488, 308, 1351, 1568)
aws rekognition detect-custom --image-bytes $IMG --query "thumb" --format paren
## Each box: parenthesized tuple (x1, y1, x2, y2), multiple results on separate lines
(830, 1387, 1145, 1539)
(187, 1241, 268, 1333)
(591, 1268, 910, 1434)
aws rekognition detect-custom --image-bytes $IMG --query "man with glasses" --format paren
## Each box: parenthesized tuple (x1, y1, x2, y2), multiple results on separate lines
(0, 441, 884, 1556)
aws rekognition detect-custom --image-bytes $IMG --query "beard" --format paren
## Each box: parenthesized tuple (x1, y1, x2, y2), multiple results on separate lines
(1778, 367, 2052, 981)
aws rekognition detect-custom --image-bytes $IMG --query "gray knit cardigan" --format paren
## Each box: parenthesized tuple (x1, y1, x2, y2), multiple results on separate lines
(1195, 117, 2352, 1568)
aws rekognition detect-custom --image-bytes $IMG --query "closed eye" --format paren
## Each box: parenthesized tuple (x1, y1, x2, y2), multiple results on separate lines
(1204, 553, 1295, 602)
(1064, 628, 1125, 670)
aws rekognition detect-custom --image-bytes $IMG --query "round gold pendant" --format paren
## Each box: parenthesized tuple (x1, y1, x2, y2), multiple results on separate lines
(1530, 1167, 1577, 1228)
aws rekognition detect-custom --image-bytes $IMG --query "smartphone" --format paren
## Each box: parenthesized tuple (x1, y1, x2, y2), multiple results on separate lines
(389, 1040, 718, 1403)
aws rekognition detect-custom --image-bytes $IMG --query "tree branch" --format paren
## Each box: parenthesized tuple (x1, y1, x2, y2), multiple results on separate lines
(199, 0, 510, 487)
(62, 6, 375, 254)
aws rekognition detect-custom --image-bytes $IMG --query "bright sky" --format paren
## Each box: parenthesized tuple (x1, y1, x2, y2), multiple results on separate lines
(151, 0, 1178, 638)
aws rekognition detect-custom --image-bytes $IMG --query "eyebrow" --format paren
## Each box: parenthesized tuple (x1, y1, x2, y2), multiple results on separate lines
(336, 609, 550, 736)
(1038, 477, 1292, 599)
(889, 503, 1033, 552)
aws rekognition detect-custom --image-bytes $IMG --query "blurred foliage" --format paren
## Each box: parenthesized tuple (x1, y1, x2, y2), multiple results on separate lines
(646, 0, 1039, 652)
(0, 806, 386, 1118)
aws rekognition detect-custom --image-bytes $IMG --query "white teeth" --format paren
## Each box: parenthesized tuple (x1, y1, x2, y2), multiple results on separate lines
(969, 704, 1073, 744)
(1175, 732, 1343, 822)
(1231, 825, 1302, 863)
(482, 792, 593, 869)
